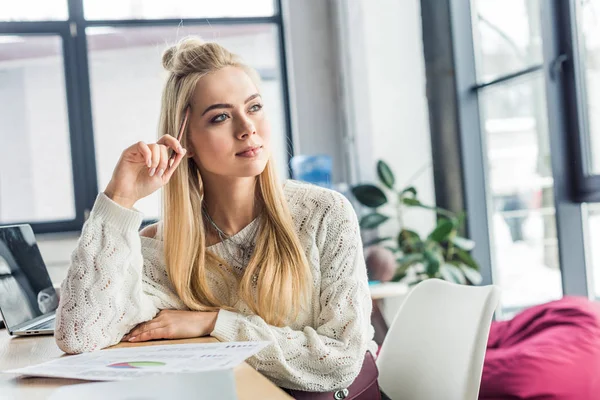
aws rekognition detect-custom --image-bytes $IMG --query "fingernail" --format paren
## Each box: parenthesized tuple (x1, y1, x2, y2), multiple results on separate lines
(128, 336, 136, 342)
(147, 159, 152, 168)
(157, 168, 164, 177)
(149, 168, 156, 177)
(178, 146, 184, 153)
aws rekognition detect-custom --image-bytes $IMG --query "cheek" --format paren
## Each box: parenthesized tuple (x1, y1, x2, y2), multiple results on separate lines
(257, 118, 271, 147)
(191, 134, 230, 160)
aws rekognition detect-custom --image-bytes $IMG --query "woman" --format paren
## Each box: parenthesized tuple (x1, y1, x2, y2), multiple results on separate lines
(55, 37, 378, 395)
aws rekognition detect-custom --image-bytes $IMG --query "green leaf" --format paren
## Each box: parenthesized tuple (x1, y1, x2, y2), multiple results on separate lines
(363, 237, 393, 247)
(391, 271, 407, 282)
(428, 219, 455, 242)
(400, 186, 417, 198)
(456, 211, 466, 227)
(460, 265, 482, 285)
(440, 263, 466, 284)
(402, 198, 421, 207)
(397, 253, 424, 270)
(398, 229, 422, 253)
(451, 236, 475, 251)
(359, 213, 390, 229)
(423, 249, 443, 276)
(398, 229, 420, 243)
(455, 249, 479, 270)
(385, 246, 400, 254)
(351, 184, 388, 208)
(377, 160, 395, 189)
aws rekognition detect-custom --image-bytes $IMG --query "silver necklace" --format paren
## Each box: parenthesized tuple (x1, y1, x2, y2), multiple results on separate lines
(202, 206, 261, 276)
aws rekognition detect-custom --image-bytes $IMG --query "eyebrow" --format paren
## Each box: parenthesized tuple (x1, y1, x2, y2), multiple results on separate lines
(201, 93, 261, 116)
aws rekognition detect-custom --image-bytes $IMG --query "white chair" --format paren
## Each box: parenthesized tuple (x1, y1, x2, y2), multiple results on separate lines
(376, 278, 501, 400)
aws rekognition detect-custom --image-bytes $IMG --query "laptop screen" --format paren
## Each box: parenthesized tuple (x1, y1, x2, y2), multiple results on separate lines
(0, 225, 58, 329)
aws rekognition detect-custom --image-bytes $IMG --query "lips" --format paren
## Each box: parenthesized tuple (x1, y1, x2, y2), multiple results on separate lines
(236, 146, 263, 158)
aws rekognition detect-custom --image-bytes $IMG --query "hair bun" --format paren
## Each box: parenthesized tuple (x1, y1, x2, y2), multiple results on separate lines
(162, 45, 177, 71)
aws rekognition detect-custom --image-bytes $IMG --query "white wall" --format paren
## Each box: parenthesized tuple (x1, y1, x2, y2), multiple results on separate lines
(361, 0, 435, 238)
(331, 0, 436, 239)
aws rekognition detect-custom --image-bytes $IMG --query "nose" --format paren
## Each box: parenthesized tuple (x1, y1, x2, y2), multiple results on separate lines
(236, 115, 256, 140)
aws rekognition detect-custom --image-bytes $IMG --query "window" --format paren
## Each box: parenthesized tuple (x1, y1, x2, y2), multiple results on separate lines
(0, 0, 292, 232)
(579, 0, 600, 175)
(472, 0, 562, 315)
(469, 0, 564, 314)
(473, 0, 543, 82)
(83, 0, 275, 20)
(0, 0, 68, 21)
(424, 0, 595, 312)
(0, 35, 75, 224)
(479, 74, 562, 314)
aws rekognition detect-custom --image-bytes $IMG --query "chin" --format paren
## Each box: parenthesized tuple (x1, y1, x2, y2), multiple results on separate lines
(234, 159, 269, 178)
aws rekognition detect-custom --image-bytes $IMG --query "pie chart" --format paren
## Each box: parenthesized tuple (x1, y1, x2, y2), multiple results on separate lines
(107, 361, 166, 369)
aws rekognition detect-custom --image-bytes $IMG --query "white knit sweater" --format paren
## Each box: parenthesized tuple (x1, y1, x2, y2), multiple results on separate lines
(55, 180, 377, 391)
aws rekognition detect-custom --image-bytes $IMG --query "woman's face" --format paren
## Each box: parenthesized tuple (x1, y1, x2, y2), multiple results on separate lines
(186, 66, 271, 179)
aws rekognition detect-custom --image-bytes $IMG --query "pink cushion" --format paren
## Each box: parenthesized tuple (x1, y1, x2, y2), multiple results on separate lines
(480, 297, 600, 400)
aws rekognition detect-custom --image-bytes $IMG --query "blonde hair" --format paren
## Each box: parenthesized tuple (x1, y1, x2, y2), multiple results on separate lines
(159, 37, 312, 327)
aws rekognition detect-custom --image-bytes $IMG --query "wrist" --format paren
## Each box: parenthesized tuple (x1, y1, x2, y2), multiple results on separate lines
(104, 184, 136, 209)
(206, 311, 219, 335)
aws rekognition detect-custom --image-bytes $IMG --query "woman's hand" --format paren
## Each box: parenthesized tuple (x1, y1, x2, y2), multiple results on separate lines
(104, 135, 187, 209)
(122, 310, 219, 343)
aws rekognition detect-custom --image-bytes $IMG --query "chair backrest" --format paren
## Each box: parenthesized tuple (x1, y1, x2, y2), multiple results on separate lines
(376, 279, 501, 400)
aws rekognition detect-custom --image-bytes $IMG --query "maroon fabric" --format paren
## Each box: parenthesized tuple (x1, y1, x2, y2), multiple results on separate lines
(284, 351, 380, 400)
(480, 296, 600, 400)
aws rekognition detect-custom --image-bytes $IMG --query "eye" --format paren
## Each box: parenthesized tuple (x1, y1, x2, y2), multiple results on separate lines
(211, 113, 229, 123)
(249, 103, 263, 113)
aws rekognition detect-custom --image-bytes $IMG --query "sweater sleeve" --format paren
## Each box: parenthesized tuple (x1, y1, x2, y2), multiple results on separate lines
(210, 192, 376, 392)
(54, 193, 184, 354)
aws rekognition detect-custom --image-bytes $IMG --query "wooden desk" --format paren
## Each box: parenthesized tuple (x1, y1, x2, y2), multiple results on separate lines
(0, 329, 291, 399)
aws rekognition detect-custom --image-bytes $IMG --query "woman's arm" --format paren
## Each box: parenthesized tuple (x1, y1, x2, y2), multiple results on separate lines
(54, 193, 182, 354)
(210, 193, 376, 392)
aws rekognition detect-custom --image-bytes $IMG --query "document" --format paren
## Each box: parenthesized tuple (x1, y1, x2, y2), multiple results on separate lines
(6, 341, 270, 381)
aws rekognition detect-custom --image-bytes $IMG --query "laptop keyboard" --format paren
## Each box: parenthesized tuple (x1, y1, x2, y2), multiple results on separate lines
(30, 319, 55, 330)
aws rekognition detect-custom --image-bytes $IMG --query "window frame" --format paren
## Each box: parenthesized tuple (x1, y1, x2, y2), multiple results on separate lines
(0, 0, 294, 234)
(422, 0, 591, 305)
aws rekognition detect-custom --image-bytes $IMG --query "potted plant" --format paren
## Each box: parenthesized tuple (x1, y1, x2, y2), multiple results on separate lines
(351, 160, 482, 286)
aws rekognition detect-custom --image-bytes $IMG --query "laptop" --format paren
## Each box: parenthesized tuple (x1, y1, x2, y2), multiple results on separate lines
(0, 224, 57, 336)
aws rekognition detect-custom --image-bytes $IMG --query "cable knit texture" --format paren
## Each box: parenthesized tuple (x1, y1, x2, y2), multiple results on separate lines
(55, 180, 377, 391)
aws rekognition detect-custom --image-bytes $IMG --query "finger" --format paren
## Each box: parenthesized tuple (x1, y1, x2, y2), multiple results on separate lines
(133, 141, 153, 168)
(156, 144, 169, 178)
(148, 144, 161, 176)
(126, 320, 158, 339)
(163, 149, 187, 181)
(157, 135, 185, 154)
(129, 326, 171, 342)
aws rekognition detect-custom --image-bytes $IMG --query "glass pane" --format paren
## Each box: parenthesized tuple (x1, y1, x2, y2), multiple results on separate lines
(0, 35, 75, 223)
(587, 204, 600, 298)
(0, 0, 68, 21)
(579, 0, 600, 174)
(87, 25, 289, 219)
(84, 0, 275, 20)
(472, 0, 543, 83)
(480, 73, 562, 317)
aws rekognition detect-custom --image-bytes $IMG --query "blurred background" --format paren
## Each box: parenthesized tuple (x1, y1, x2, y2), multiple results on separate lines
(1, 0, 599, 319)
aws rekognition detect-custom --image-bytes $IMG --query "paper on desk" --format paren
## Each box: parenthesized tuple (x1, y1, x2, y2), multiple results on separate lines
(5, 341, 270, 381)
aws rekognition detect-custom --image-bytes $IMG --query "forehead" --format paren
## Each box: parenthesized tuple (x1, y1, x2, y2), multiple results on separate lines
(191, 66, 258, 107)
